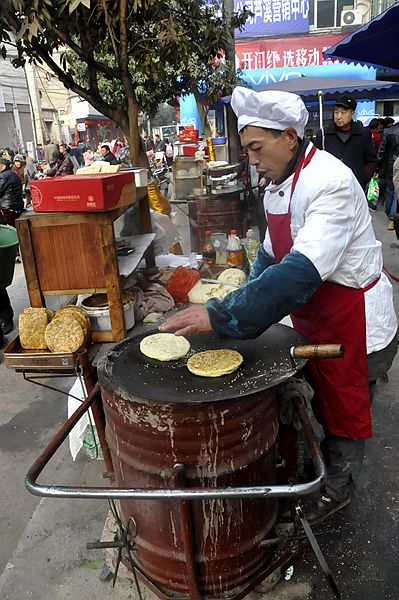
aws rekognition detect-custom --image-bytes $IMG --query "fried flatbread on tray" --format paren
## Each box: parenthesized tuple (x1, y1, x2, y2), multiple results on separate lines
(19, 308, 49, 349)
(55, 305, 90, 335)
(45, 316, 85, 353)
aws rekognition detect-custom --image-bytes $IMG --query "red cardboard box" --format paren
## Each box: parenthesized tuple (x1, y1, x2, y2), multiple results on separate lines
(178, 129, 199, 143)
(30, 172, 136, 212)
(182, 144, 199, 156)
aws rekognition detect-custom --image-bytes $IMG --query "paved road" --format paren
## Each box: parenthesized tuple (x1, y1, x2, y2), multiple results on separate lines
(0, 207, 398, 599)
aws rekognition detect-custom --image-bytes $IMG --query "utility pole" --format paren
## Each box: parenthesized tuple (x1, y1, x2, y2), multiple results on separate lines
(223, 0, 240, 164)
(24, 62, 44, 146)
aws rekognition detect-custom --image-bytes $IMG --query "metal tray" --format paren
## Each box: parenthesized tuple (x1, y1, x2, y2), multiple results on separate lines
(4, 335, 90, 371)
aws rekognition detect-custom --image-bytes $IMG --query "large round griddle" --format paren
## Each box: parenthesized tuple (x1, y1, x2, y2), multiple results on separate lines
(98, 324, 307, 404)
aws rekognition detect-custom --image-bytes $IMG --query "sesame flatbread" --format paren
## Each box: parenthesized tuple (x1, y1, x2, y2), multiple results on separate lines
(55, 306, 90, 335)
(45, 316, 85, 353)
(19, 309, 48, 349)
(187, 349, 243, 377)
(140, 333, 190, 361)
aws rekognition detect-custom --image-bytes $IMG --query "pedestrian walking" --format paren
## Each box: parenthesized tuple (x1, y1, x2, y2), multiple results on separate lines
(44, 139, 58, 164)
(0, 157, 24, 338)
(377, 119, 399, 229)
(314, 94, 376, 187)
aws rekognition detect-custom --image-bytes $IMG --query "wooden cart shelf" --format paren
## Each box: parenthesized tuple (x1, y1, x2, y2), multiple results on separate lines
(16, 191, 154, 343)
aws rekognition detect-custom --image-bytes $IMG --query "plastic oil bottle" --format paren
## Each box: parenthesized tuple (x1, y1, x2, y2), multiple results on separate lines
(226, 229, 244, 267)
(245, 228, 259, 267)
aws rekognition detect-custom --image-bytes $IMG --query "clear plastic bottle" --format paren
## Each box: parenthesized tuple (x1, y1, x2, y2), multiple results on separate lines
(202, 230, 216, 266)
(245, 228, 259, 267)
(226, 229, 244, 267)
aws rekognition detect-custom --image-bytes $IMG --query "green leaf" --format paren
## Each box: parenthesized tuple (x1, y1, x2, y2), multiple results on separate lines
(68, 0, 82, 14)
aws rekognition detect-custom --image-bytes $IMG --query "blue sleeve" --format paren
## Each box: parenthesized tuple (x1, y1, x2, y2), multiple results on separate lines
(248, 243, 276, 281)
(207, 250, 322, 339)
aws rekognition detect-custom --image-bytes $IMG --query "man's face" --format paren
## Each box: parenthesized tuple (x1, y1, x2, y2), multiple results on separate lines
(14, 160, 21, 168)
(59, 144, 66, 154)
(100, 147, 107, 157)
(240, 125, 298, 181)
(334, 106, 354, 129)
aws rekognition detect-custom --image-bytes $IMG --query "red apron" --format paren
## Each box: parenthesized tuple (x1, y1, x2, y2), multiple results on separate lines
(266, 145, 373, 439)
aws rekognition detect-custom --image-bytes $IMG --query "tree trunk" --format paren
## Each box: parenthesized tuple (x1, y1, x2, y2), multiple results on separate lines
(125, 95, 148, 168)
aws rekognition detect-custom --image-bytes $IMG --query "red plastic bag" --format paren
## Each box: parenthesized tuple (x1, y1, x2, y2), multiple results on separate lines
(166, 266, 200, 303)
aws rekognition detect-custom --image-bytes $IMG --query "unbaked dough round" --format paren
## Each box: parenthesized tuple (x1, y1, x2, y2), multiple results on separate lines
(187, 349, 243, 377)
(217, 268, 246, 285)
(140, 333, 190, 361)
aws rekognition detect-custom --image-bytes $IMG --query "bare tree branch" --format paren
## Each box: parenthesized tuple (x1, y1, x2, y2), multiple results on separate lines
(76, 8, 98, 96)
(101, 0, 119, 56)
(29, 37, 127, 130)
(47, 22, 120, 80)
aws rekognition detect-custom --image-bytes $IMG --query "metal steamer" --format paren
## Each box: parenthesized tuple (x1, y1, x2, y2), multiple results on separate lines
(25, 324, 344, 600)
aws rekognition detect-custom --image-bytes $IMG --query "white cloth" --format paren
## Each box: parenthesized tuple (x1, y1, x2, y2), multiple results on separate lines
(231, 86, 309, 138)
(67, 378, 90, 461)
(263, 142, 397, 354)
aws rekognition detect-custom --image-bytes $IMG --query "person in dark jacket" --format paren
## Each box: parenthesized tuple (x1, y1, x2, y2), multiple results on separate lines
(68, 141, 84, 167)
(0, 158, 24, 224)
(154, 134, 166, 152)
(99, 144, 119, 164)
(314, 94, 376, 187)
(377, 120, 399, 229)
(12, 155, 25, 185)
(0, 158, 24, 338)
(46, 151, 74, 177)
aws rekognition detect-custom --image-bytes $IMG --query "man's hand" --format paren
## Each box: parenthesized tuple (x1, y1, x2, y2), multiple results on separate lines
(159, 306, 213, 336)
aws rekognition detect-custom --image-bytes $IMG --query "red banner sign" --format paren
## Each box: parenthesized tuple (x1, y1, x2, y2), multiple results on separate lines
(235, 33, 347, 70)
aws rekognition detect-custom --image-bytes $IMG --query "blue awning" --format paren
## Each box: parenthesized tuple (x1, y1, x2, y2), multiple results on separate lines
(221, 76, 399, 104)
(323, 2, 399, 71)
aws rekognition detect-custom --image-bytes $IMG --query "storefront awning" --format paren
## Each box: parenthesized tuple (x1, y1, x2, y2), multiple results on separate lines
(222, 76, 399, 104)
(323, 2, 399, 72)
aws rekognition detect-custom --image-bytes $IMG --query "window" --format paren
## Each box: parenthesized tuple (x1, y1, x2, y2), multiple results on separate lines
(311, 0, 354, 28)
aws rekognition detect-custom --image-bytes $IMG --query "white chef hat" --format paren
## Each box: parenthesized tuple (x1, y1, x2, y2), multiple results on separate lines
(231, 86, 309, 139)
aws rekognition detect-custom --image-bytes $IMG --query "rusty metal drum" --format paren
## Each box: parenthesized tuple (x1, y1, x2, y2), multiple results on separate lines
(98, 325, 307, 597)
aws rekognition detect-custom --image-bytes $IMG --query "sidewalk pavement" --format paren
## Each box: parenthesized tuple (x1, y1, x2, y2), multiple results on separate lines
(0, 207, 398, 600)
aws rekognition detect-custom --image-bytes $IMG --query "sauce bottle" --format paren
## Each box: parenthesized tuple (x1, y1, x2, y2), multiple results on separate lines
(226, 229, 244, 267)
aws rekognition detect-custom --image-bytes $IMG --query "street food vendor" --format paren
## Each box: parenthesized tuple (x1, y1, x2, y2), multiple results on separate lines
(161, 87, 398, 524)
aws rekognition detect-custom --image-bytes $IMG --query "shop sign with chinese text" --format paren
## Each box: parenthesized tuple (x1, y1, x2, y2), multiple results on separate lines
(235, 0, 310, 37)
(235, 33, 347, 70)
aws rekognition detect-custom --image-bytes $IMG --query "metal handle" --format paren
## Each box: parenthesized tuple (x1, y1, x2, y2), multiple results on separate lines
(25, 386, 325, 501)
(290, 344, 344, 359)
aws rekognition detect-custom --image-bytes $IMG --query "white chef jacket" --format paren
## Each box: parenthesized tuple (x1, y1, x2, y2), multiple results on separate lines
(263, 144, 397, 354)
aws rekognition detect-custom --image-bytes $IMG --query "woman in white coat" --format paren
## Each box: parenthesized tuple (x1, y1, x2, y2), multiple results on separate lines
(161, 87, 398, 524)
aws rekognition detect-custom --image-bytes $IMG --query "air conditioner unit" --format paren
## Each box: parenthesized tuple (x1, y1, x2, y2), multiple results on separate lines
(341, 9, 363, 26)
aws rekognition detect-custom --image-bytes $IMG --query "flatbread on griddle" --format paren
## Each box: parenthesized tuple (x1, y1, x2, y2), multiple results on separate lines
(140, 333, 190, 361)
(187, 349, 243, 377)
(45, 316, 85, 353)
